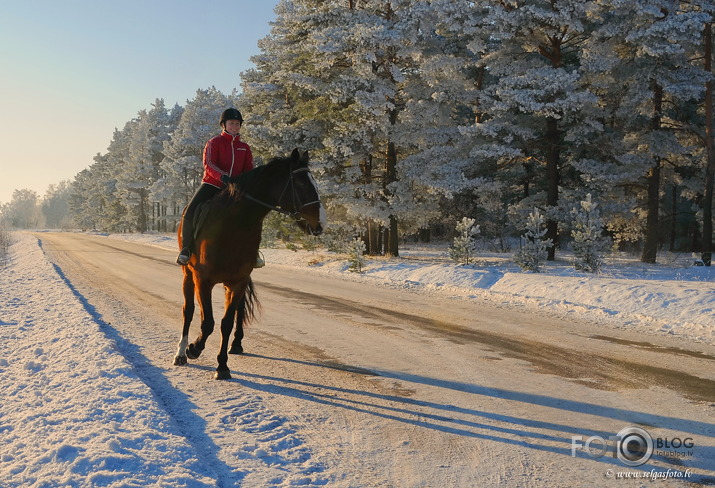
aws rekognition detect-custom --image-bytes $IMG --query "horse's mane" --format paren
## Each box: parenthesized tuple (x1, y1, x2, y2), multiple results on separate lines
(213, 153, 308, 206)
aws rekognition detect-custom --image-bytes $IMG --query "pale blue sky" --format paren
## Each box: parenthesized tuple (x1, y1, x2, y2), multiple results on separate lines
(0, 0, 280, 204)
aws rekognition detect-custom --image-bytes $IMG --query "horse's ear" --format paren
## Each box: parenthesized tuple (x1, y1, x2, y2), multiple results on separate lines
(300, 150, 309, 164)
(291, 148, 300, 161)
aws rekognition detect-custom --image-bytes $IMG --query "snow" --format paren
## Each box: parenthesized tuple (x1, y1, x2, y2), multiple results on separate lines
(1, 231, 713, 487)
(0, 233, 217, 487)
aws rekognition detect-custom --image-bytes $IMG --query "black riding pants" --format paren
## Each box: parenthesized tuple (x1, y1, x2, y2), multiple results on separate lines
(180, 183, 221, 251)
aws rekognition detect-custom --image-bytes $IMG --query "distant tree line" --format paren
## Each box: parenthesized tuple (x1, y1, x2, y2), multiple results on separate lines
(1, 183, 73, 230)
(2, 0, 714, 265)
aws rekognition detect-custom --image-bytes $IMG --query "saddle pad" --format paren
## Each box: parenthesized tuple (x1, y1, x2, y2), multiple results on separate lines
(192, 201, 211, 241)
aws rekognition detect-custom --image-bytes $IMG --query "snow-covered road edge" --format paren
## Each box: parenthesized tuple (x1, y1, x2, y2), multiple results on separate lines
(0, 234, 219, 487)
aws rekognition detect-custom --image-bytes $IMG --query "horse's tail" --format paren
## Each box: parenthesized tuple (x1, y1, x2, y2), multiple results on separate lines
(240, 277, 260, 325)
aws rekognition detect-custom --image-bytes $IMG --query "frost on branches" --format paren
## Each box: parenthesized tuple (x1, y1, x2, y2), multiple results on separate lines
(347, 237, 366, 273)
(571, 194, 610, 273)
(448, 217, 479, 265)
(514, 209, 552, 273)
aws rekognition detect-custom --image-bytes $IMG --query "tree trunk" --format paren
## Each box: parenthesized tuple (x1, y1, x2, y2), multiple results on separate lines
(669, 184, 677, 252)
(366, 221, 381, 255)
(541, 33, 563, 262)
(702, 23, 714, 265)
(385, 137, 399, 257)
(641, 82, 663, 264)
(137, 188, 148, 234)
(545, 116, 560, 261)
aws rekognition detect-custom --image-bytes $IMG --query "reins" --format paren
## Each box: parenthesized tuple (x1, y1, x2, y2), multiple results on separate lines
(242, 166, 321, 222)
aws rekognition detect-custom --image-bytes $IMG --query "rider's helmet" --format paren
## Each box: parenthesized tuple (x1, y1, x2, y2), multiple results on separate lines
(220, 108, 243, 126)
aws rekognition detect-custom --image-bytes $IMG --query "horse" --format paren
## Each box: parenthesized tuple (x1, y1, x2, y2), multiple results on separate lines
(173, 148, 326, 379)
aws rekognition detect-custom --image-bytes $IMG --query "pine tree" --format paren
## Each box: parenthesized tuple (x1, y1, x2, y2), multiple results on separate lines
(347, 237, 366, 273)
(514, 209, 553, 273)
(571, 194, 610, 273)
(461, 0, 602, 261)
(117, 99, 171, 232)
(149, 102, 183, 231)
(68, 153, 126, 232)
(579, 0, 709, 263)
(103, 123, 135, 231)
(158, 87, 229, 229)
(448, 217, 479, 265)
(41, 181, 72, 229)
(240, 0, 467, 256)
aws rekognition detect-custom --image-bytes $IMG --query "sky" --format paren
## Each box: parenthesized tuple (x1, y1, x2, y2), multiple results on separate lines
(0, 0, 280, 205)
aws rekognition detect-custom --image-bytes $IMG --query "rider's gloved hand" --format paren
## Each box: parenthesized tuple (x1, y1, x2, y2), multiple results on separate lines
(221, 174, 231, 184)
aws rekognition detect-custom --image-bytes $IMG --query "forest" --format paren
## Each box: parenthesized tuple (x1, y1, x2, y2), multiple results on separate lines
(2, 0, 714, 265)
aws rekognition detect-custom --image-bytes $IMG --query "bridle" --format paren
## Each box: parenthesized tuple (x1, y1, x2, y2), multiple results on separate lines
(243, 167, 322, 223)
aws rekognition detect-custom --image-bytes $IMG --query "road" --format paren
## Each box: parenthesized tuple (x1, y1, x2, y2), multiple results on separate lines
(37, 232, 715, 487)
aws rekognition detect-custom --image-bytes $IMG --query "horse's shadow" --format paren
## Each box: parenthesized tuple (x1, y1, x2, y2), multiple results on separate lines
(217, 352, 715, 479)
(48, 259, 235, 486)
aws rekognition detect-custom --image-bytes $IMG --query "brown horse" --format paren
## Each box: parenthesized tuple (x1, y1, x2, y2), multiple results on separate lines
(173, 149, 326, 379)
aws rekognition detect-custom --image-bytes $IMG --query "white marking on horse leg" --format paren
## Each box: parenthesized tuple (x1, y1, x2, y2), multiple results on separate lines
(176, 335, 188, 358)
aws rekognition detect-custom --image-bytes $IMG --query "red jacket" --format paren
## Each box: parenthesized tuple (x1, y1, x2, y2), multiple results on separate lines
(202, 131, 254, 188)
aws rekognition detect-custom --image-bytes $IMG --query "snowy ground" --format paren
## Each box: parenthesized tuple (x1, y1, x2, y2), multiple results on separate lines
(0, 231, 713, 487)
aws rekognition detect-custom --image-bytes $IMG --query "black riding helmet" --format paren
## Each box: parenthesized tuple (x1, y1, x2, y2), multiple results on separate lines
(220, 108, 243, 126)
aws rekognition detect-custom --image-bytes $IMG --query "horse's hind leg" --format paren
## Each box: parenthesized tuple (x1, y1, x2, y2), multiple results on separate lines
(229, 295, 245, 355)
(186, 279, 215, 360)
(231, 278, 256, 355)
(216, 282, 247, 380)
(174, 268, 195, 366)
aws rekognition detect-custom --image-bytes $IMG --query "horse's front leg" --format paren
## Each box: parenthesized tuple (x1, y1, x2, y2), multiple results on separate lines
(174, 268, 195, 366)
(216, 282, 247, 380)
(186, 279, 215, 360)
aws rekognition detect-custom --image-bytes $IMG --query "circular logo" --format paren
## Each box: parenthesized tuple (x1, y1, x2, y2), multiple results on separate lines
(616, 426, 653, 466)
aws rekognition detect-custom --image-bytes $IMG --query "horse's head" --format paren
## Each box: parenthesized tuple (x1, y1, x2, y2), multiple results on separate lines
(274, 148, 327, 236)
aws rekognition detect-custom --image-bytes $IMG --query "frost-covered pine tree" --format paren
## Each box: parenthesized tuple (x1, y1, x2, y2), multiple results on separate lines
(460, 0, 602, 261)
(571, 194, 610, 273)
(142, 102, 183, 229)
(157, 87, 230, 227)
(239, 0, 330, 160)
(103, 121, 136, 231)
(514, 209, 553, 273)
(240, 0, 467, 256)
(68, 152, 125, 232)
(578, 0, 710, 263)
(117, 99, 171, 232)
(347, 237, 366, 273)
(448, 217, 479, 265)
(42, 181, 72, 229)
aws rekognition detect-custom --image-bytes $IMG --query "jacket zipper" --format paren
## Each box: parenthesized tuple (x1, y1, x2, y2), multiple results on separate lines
(229, 135, 236, 177)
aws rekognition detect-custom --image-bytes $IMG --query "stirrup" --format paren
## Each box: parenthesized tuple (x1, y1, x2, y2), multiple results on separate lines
(254, 251, 265, 268)
(176, 248, 191, 266)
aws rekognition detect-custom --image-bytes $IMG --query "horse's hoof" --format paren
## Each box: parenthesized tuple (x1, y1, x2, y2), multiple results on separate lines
(173, 355, 187, 366)
(229, 345, 244, 355)
(186, 344, 202, 360)
(214, 369, 232, 380)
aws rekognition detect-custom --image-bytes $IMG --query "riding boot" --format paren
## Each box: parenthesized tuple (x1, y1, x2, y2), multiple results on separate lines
(177, 218, 194, 265)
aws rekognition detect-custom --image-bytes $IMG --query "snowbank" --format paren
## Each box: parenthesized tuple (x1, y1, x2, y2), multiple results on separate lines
(0, 234, 219, 487)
